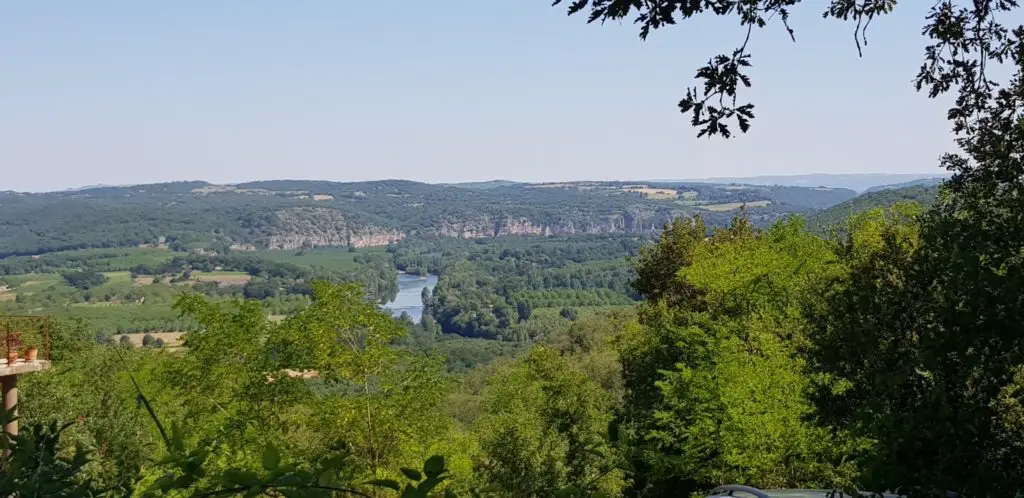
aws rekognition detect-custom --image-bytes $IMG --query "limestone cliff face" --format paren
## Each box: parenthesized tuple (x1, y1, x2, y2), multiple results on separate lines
(435, 211, 673, 239)
(348, 228, 405, 248)
(259, 207, 404, 250)
(252, 208, 673, 251)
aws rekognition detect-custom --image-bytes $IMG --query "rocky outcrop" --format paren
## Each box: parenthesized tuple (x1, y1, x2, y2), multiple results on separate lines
(348, 228, 405, 248)
(259, 207, 404, 250)
(435, 212, 674, 239)
(253, 208, 676, 251)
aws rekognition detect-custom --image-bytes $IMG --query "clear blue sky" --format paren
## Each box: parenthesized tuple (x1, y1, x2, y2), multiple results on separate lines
(1, 1, 953, 192)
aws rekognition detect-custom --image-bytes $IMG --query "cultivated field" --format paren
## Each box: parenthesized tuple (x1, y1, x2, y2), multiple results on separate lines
(699, 200, 772, 212)
(622, 187, 678, 199)
(192, 271, 252, 284)
(2, 274, 61, 286)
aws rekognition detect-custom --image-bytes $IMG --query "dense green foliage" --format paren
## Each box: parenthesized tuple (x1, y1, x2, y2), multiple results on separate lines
(807, 165, 1024, 493)
(473, 347, 625, 496)
(61, 270, 109, 290)
(0, 247, 398, 337)
(553, 0, 1024, 494)
(7, 282, 634, 497)
(13, 283, 466, 496)
(0, 247, 184, 276)
(396, 235, 643, 340)
(618, 216, 864, 496)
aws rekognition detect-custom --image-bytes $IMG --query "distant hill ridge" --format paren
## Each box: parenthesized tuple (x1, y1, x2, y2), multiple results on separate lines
(0, 179, 859, 258)
(807, 184, 941, 232)
(659, 173, 949, 192)
(863, 177, 945, 193)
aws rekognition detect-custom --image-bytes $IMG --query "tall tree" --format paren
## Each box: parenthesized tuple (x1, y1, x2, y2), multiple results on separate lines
(561, 1, 1024, 495)
(631, 216, 705, 307)
(473, 346, 625, 497)
(166, 293, 308, 477)
(621, 217, 860, 497)
(809, 145, 1024, 495)
(273, 282, 454, 481)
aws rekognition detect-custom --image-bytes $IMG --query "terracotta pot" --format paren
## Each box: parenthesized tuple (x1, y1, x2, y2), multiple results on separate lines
(6, 350, 18, 365)
(24, 347, 38, 362)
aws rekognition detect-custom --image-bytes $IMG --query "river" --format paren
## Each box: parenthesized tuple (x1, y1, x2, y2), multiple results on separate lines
(382, 272, 438, 323)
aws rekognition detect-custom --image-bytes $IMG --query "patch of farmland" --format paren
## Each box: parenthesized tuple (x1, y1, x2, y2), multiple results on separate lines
(698, 200, 772, 212)
(623, 187, 678, 199)
(193, 272, 252, 285)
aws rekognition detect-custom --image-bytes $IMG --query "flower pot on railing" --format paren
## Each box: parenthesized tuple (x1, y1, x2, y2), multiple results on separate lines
(24, 346, 38, 362)
(6, 336, 21, 365)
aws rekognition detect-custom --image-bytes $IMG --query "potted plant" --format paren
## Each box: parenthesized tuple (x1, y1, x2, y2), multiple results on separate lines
(23, 344, 38, 362)
(6, 336, 20, 364)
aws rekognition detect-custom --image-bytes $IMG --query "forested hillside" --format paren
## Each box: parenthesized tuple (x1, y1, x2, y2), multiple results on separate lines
(393, 234, 644, 341)
(0, 180, 856, 258)
(669, 173, 945, 192)
(807, 185, 941, 232)
(863, 177, 945, 193)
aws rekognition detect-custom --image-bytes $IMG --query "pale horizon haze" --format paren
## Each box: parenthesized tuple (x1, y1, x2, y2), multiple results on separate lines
(2, 2, 955, 192)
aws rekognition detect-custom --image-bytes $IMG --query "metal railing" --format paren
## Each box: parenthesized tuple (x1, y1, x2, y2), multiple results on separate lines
(708, 485, 772, 498)
(1, 316, 51, 363)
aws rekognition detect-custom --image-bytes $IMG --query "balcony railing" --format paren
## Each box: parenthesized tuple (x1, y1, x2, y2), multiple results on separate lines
(2, 316, 51, 364)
